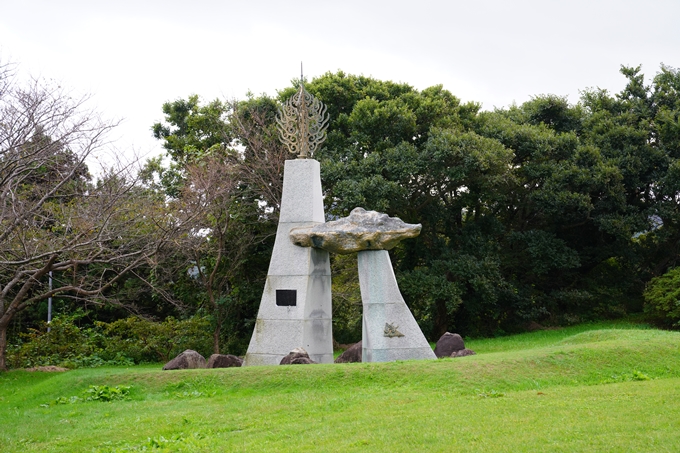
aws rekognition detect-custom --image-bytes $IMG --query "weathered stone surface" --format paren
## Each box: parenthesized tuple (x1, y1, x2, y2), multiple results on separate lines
(278, 159, 325, 223)
(434, 332, 466, 358)
(162, 350, 207, 370)
(207, 354, 243, 368)
(451, 348, 476, 358)
(334, 341, 363, 363)
(244, 160, 333, 366)
(290, 207, 421, 254)
(359, 250, 436, 362)
(280, 347, 317, 365)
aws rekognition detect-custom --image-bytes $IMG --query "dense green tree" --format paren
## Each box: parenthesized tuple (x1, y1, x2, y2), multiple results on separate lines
(297, 72, 518, 336)
(149, 95, 231, 197)
(302, 68, 680, 336)
(573, 66, 680, 304)
(644, 266, 680, 327)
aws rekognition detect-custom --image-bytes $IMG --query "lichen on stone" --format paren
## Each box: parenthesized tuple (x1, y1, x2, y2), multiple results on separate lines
(289, 207, 421, 254)
(384, 322, 405, 338)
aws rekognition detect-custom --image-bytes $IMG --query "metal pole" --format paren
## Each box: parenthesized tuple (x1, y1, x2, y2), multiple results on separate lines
(47, 271, 52, 332)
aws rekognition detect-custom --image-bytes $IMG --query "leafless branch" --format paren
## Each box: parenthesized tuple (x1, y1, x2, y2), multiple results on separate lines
(0, 61, 167, 370)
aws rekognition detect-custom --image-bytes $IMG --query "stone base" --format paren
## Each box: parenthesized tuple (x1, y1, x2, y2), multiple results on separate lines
(244, 312, 333, 365)
(358, 250, 436, 362)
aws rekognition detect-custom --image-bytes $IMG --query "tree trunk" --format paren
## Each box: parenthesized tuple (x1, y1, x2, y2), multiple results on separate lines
(213, 319, 221, 355)
(0, 323, 8, 371)
(433, 299, 448, 340)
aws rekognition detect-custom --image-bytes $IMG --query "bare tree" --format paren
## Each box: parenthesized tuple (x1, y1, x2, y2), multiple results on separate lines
(230, 96, 288, 220)
(143, 94, 290, 355)
(0, 61, 166, 370)
(171, 153, 258, 353)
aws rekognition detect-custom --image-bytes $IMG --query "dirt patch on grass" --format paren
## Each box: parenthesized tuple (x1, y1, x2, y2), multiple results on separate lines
(25, 366, 69, 372)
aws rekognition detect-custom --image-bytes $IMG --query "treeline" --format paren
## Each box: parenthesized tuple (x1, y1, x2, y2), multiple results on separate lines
(309, 66, 680, 338)
(2, 63, 680, 369)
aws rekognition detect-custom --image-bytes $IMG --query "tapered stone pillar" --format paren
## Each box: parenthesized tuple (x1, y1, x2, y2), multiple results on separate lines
(358, 250, 436, 362)
(243, 159, 333, 366)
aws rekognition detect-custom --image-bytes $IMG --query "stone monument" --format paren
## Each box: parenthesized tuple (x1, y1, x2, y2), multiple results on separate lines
(243, 80, 333, 366)
(291, 208, 436, 362)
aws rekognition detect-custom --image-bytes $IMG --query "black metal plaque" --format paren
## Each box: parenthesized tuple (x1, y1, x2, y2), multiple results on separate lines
(276, 289, 297, 306)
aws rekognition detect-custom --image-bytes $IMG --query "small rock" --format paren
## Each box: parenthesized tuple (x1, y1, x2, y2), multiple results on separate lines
(334, 341, 362, 363)
(280, 347, 316, 365)
(290, 357, 316, 365)
(163, 350, 207, 370)
(207, 354, 243, 368)
(450, 348, 476, 358)
(434, 332, 466, 358)
(335, 341, 362, 363)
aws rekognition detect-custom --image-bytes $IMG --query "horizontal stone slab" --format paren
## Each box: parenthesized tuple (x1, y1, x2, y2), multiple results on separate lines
(290, 207, 421, 254)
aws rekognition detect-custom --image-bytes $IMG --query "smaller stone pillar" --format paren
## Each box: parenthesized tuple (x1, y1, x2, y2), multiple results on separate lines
(358, 250, 436, 362)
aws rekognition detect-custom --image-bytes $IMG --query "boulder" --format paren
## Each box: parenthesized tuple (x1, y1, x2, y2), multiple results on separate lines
(162, 349, 207, 370)
(290, 357, 316, 365)
(280, 347, 316, 365)
(434, 332, 466, 358)
(207, 354, 243, 368)
(334, 341, 362, 363)
(451, 348, 476, 358)
(290, 207, 421, 254)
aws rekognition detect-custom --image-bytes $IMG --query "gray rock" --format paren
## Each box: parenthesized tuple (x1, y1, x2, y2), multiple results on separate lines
(289, 207, 421, 254)
(434, 332, 466, 358)
(280, 347, 317, 365)
(334, 341, 362, 363)
(162, 350, 207, 370)
(207, 354, 243, 368)
(290, 357, 316, 364)
(451, 348, 476, 358)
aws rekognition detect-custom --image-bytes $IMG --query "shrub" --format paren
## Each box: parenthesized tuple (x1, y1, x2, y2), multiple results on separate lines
(644, 267, 680, 328)
(7, 313, 212, 369)
(83, 385, 132, 402)
(100, 316, 212, 362)
(55, 385, 132, 404)
(7, 311, 107, 369)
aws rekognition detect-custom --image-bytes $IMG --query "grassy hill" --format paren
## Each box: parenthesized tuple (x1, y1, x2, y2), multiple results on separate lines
(1, 321, 679, 452)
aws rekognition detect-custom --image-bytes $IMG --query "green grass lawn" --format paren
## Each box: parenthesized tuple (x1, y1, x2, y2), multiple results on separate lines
(1, 321, 679, 452)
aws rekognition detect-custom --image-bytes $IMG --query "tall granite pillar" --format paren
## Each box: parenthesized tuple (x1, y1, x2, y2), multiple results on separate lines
(358, 250, 436, 362)
(244, 159, 333, 366)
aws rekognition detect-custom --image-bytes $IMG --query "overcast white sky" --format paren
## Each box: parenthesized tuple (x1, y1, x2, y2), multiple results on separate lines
(2, 0, 679, 163)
